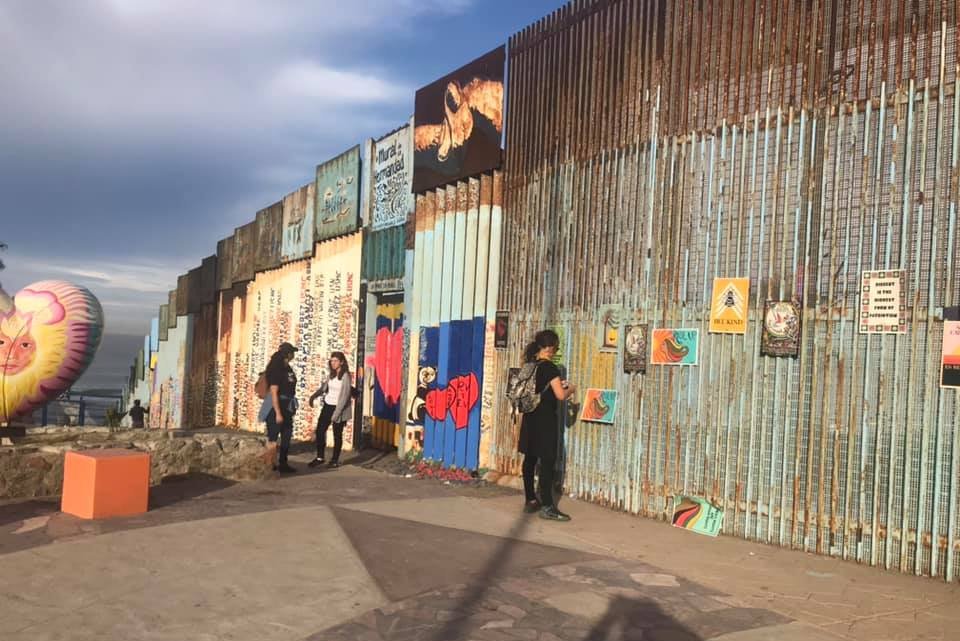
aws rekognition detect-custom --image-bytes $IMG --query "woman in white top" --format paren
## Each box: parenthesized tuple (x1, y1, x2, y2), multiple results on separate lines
(308, 351, 353, 468)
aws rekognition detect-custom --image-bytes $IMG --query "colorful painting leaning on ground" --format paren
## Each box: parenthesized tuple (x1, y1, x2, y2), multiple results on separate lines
(216, 233, 362, 444)
(0, 281, 103, 424)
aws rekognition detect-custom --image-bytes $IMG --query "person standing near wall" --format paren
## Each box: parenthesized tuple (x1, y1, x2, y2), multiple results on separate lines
(518, 330, 576, 521)
(308, 351, 353, 469)
(127, 399, 148, 429)
(265, 342, 299, 473)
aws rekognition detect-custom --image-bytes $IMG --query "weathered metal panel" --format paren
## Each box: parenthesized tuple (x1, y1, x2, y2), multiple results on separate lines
(216, 236, 234, 291)
(315, 146, 361, 242)
(494, 0, 960, 581)
(281, 184, 316, 263)
(255, 202, 283, 272)
(158, 304, 169, 342)
(199, 254, 217, 306)
(371, 122, 415, 231)
(175, 274, 189, 317)
(167, 290, 177, 329)
(231, 222, 256, 284)
(185, 302, 218, 428)
(186, 266, 202, 315)
(362, 226, 405, 284)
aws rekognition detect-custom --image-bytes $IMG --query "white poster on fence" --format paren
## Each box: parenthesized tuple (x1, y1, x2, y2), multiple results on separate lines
(371, 122, 414, 231)
(859, 270, 907, 334)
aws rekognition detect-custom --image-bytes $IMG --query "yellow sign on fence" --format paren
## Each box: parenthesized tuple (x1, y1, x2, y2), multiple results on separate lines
(709, 277, 750, 334)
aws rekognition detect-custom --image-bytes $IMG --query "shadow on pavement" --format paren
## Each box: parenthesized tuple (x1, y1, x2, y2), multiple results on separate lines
(148, 473, 236, 510)
(583, 595, 703, 640)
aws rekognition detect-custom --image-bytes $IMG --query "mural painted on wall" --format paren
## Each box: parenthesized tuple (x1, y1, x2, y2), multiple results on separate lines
(315, 146, 360, 242)
(232, 222, 256, 284)
(282, 184, 316, 263)
(216, 236, 234, 291)
(0, 281, 103, 423)
(366, 296, 404, 447)
(256, 202, 283, 272)
(413, 46, 505, 193)
(413, 175, 502, 470)
(218, 233, 362, 444)
(372, 125, 414, 231)
(150, 314, 192, 429)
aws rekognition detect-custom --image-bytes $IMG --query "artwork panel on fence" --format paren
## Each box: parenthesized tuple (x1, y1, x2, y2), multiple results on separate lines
(372, 124, 414, 231)
(256, 202, 283, 272)
(494, 311, 509, 349)
(413, 46, 505, 193)
(942, 320, 960, 389)
(859, 270, 907, 334)
(599, 305, 621, 351)
(761, 301, 801, 357)
(579, 389, 617, 424)
(282, 184, 316, 263)
(709, 278, 749, 334)
(623, 324, 647, 374)
(672, 496, 724, 537)
(651, 328, 699, 365)
(315, 146, 361, 241)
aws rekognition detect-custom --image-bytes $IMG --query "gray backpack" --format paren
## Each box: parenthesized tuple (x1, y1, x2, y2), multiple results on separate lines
(506, 363, 542, 414)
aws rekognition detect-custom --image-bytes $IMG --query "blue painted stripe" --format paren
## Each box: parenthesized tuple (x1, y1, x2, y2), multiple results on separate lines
(465, 315, 485, 471)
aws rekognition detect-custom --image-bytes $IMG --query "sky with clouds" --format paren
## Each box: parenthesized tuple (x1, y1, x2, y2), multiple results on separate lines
(0, 0, 564, 345)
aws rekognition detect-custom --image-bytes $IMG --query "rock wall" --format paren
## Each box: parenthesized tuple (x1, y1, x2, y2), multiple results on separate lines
(0, 427, 275, 500)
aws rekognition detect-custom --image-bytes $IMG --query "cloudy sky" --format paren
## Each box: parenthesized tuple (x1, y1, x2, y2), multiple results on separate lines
(0, 0, 562, 389)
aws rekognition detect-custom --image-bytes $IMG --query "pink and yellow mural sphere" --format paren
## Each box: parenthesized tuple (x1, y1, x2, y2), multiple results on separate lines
(0, 281, 104, 423)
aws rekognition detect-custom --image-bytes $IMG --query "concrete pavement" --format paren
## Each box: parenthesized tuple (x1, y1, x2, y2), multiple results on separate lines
(0, 450, 956, 640)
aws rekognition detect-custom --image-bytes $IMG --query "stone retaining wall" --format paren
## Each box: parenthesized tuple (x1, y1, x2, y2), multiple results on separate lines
(0, 427, 275, 500)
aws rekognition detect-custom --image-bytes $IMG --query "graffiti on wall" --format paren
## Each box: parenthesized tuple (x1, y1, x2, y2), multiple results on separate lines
(372, 125, 414, 231)
(149, 314, 192, 429)
(218, 234, 362, 443)
(413, 47, 505, 193)
(366, 296, 404, 447)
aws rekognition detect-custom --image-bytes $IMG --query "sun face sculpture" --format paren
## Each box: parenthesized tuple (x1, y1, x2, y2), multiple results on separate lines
(0, 281, 103, 424)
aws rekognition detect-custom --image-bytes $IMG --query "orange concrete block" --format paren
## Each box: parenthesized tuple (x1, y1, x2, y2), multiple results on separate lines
(61, 449, 151, 519)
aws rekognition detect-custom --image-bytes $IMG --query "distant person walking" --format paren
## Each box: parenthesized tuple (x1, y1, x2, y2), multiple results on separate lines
(128, 400, 147, 428)
(264, 342, 299, 473)
(518, 330, 576, 522)
(308, 351, 353, 469)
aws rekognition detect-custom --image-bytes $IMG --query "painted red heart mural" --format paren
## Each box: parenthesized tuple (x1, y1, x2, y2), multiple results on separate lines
(0, 281, 104, 423)
(424, 372, 479, 429)
(370, 326, 403, 407)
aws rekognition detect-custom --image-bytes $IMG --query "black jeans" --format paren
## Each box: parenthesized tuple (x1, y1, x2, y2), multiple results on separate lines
(316, 403, 346, 463)
(522, 454, 555, 508)
(265, 408, 294, 465)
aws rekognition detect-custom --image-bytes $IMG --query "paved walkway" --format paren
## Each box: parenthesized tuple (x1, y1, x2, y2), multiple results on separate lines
(0, 450, 956, 640)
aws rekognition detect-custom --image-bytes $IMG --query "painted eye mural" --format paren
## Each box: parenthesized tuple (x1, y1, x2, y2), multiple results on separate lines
(0, 281, 103, 423)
